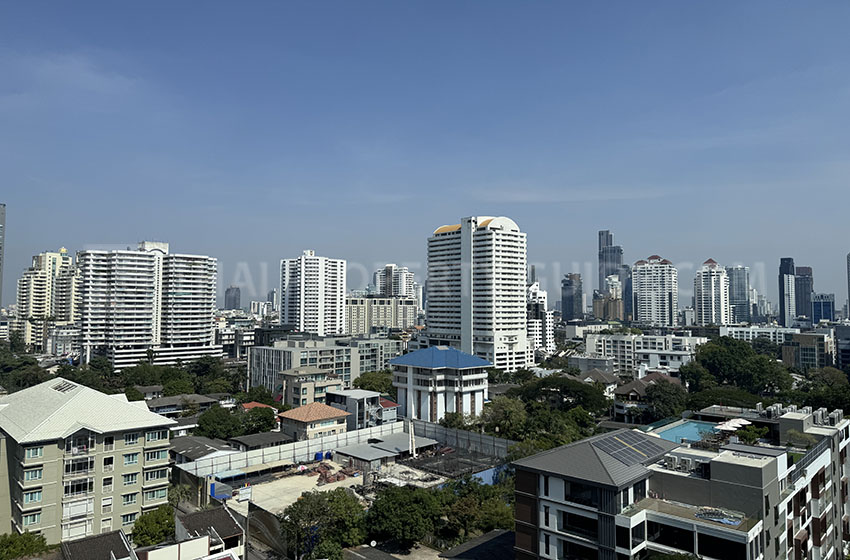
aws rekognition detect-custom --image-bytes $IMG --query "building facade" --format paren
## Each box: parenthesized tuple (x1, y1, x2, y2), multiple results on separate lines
(373, 264, 415, 297)
(795, 266, 814, 321)
(561, 273, 584, 322)
(781, 332, 835, 372)
(280, 250, 346, 336)
(718, 326, 800, 344)
(812, 293, 835, 324)
(278, 366, 344, 408)
(0, 203, 4, 308)
(78, 242, 220, 371)
(779, 258, 796, 328)
(693, 259, 730, 326)
(632, 256, 678, 327)
(726, 265, 751, 324)
(598, 230, 624, 294)
(527, 282, 556, 356)
(277, 402, 349, 441)
(391, 346, 490, 423)
(585, 333, 707, 376)
(223, 286, 241, 310)
(0, 378, 174, 544)
(346, 295, 417, 335)
(426, 216, 532, 371)
(14, 248, 78, 351)
(326, 389, 383, 431)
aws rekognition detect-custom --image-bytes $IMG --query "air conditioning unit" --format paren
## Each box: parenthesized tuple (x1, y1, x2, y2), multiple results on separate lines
(803, 406, 813, 414)
(679, 458, 693, 472)
(814, 410, 824, 425)
(665, 455, 678, 470)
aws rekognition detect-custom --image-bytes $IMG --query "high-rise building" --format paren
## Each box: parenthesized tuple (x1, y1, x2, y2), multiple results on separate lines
(794, 266, 814, 320)
(78, 242, 220, 371)
(0, 377, 174, 544)
(812, 293, 835, 323)
(346, 295, 417, 335)
(618, 264, 633, 321)
(373, 264, 415, 297)
(846, 253, 850, 316)
(693, 259, 730, 326)
(0, 203, 5, 308)
(598, 230, 624, 293)
(224, 285, 241, 310)
(14, 248, 78, 351)
(560, 273, 584, 322)
(426, 216, 532, 372)
(725, 265, 750, 323)
(778, 257, 796, 327)
(267, 288, 277, 312)
(527, 282, 555, 356)
(280, 250, 346, 336)
(632, 255, 678, 327)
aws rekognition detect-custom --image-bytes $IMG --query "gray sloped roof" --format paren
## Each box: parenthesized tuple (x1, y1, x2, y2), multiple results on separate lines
(512, 429, 678, 487)
(0, 378, 175, 444)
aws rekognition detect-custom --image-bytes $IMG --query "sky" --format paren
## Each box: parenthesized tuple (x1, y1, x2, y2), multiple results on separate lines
(1, 1, 849, 307)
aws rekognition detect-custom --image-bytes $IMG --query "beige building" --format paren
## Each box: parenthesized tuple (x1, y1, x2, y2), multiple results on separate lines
(277, 402, 349, 441)
(346, 295, 417, 336)
(279, 366, 344, 408)
(0, 378, 175, 544)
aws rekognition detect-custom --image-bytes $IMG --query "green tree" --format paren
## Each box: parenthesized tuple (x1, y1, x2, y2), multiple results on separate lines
(125, 386, 145, 401)
(235, 385, 278, 407)
(195, 406, 243, 439)
(242, 407, 277, 435)
(367, 485, 441, 547)
(131, 505, 175, 547)
(0, 531, 49, 560)
(751, 338, 781, 359)
(809, 367, 849, 388)
(439, 412, 475, 431)
(446, 494, 481, 537)
(645, 381, 688, 421)
(7, 330, 26, 353)
(203, 376, 234, 394)
(736, 425, 768, 445)
(480, 397, 527, 440)
(163, 377, 194, 397)
(352, 370, 395, 399)
(168, 483, 195, 507)
(281, 489, 365, 560)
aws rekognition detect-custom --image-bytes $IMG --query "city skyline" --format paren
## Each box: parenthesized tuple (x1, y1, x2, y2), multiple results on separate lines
(2, 2, 850, 305)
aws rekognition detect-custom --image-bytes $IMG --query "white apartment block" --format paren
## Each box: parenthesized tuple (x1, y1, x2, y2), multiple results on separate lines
(781, 274, 797, 328)
(527, 282, 556, 356)
(719, 326, 801, 344)
(426, 216, 532, 372)
(694, 259, 731, 326)
(586, 332, 708, 375)
(14, 248, 78, 351)
(78, 242, 220, 371)
(633, 255, 679, 327)
(373, 264, 415, 297)
(280, 250, 346, 336)
(346, 295, 417, 336)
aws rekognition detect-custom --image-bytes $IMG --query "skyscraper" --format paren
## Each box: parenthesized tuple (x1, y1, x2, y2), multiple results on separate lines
(561, 273, 584, 322)
(0, 203, 4, 308)
(597, 230, 624, 292)
(794, 266, 814, 320)
(693, 259, 730, 326)
(14, 248, 78, 351)
(778, 258, 796, 327)
(373, 264, 415, 297)
(280, 250, 346, 336)
(812, 293, 835, 324)
(426, 216, 531, 371)
(618, 264, 633, 321)
(725, 265, 751, 324)
(527, 282, 555, 356)
(632, 255, 678, 327)
(78, 242, 219, 370)
(224, 285, 241, 310)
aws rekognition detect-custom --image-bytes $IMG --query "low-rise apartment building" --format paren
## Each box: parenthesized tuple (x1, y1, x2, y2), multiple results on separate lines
(719, 325, 801, 345)
(585, 333, 707, 376)
(279, 366, 344, 408)
(514, 404, 850, 560)
(0, 378, 175, 544)
(326, 389, 383, 431)
(346, 295, 417, 335)
(782, 332, 835, 372)
(277, 402, 349, 441)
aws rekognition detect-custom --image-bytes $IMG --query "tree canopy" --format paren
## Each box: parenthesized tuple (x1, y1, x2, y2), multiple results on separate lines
(352, 370, 395, 400)
(0, 532, 49, 560)
(131, 505, 174, 547)
(280, 489, 365, 560)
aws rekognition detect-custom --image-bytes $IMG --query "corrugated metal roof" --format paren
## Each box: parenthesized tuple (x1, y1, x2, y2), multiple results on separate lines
(390, 346, 491, 369)
(0, 378, 175, 444)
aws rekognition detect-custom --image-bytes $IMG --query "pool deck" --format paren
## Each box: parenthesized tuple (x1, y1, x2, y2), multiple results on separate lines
(622, 497, 757, 533)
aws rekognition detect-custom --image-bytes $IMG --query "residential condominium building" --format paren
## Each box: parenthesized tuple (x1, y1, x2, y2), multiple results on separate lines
(373, 264, 415, 297)
(632, 256, 678, 327)
(779, 258, 797, 328)
(326, 389, 383, 431)
(719, 325, 801, 344)
(278, 366, 344, 408)
(726, 265, 751, 324)
(277, 402, 349, 441)
(14, 247, 79, 352)
(78, 242, 221, 371)
(0, 378, 175, 544)
(426, 216, 532, 371)
(527, 282, 556, 356)
(346, 295, 417, 336)
(513, 403, 850, 560)
(781, 332, 835, 372)
(280, 249, 346, 336)
(693, 259, 730, 326)
(391, 346, 490, 423)
(597, 230, 624, 294)
(561, 273, 584, 322)
(795, 266, 814, 321)
(585, 332, 707, 376)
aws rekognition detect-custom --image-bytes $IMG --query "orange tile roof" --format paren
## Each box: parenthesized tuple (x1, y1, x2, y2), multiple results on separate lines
(241, 401, 276, 410)
(278, 402, 350, 424)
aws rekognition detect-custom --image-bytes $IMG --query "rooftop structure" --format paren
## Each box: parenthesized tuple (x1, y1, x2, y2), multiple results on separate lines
(278, 402, 350, 441)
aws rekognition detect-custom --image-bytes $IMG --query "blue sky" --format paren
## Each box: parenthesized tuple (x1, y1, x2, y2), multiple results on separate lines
(1, 1, 849, 306)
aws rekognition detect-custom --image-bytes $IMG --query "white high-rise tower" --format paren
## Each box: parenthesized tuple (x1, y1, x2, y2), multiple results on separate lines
(373, 264, 415, 297)
(694, 259, 731, 326)
(14, 247, 78, 351)
(280, 250, 346, 336)
(632, 255, 679, 327)
(426, 216, 532, 371)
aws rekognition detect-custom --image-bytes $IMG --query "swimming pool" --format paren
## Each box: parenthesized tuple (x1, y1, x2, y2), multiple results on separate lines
(655, 420, 717, 443)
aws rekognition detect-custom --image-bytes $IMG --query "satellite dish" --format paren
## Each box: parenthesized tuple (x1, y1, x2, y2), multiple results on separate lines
(370, 541, 377, 547)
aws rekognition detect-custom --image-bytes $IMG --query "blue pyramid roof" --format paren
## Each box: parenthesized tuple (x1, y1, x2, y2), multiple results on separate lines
(390, 346, 492, 369)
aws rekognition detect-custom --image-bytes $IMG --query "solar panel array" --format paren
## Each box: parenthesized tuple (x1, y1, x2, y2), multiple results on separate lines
(592, 431, 666, 466)
(51, 380, 78, 394)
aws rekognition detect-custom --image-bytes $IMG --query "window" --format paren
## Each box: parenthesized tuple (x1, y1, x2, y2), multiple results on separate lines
(146, 430, 167, 442)
(543, 505, 549, 526)
(145, 450, 167, 462)
(543, 475, 549, 496)
(544, 534, 550, 555)
(103, 456, 114, 472)
(123, 453, 139, 466)
(101, 517, 112, 533)
(122, 493, 137, 506)
(144, 469, 168, 483)
(144, 488, 167, 502)
(22, 513, 41, 526)
(301, 398, 307, 405)
(23, 490, 42, 504)
(123, 473, 138, 486)
(24, 469, 43, 482)
(25, 447, 43, 459)
(302, 388, 308, 395)
(121, 513, 137, 526)
(103, 477, 113, 492)
(64, 479, 93, 497)
(102, 497, 113, 514)
(104, 436, 114, 451)
(124, 433, 139, 446)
